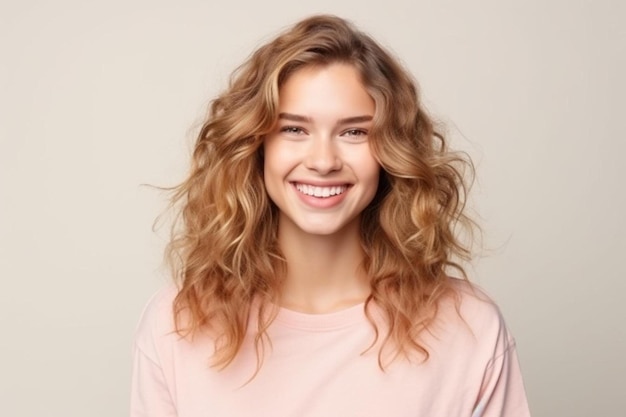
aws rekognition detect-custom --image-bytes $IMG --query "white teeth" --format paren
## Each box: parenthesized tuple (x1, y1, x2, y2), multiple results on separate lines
(295, 183, 347, 198)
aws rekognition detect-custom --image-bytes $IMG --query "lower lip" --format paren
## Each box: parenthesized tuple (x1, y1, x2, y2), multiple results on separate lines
(291, 183, 350, 209)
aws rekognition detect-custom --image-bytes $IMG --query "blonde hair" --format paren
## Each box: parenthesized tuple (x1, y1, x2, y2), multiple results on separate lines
(168, 14, 476, 370)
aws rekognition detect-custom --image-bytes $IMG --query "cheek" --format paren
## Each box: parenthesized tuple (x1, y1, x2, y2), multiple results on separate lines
(263, 140, 293, 200)
(263, 140, 282, 178)
(262, 159, 281, 207)
(360, 155, 382, 200)
(351, 150, 381, 183)
(263, 139, 278, 173)
(367, 166, 382, 197)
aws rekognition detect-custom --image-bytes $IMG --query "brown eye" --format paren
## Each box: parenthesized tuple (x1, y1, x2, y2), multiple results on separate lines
(346, 129, 365, 136)
(281, 126, 306, 135)
(341, 129, 368, 139)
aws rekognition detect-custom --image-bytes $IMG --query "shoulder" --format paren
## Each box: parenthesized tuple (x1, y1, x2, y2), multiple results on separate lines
(429, 280, 531, 416)
(432, 278, 515, 358)
(448, 278, 507, 331)
(132, 284, 180, 361)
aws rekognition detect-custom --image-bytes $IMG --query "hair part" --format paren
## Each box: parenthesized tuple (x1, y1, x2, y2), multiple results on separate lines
(167, 14, 477, 372)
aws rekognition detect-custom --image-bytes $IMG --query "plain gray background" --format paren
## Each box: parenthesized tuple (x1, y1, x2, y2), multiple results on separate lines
(1, 0, 624, 416)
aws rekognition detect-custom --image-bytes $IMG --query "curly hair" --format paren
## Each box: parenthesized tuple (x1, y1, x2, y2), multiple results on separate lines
(167, 14, 476, 371)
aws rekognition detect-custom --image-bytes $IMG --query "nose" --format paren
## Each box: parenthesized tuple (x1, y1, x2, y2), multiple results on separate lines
(303, 136, 342, 174)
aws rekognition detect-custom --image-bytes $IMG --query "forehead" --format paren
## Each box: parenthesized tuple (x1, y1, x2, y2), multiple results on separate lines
(277, 63, 375, 117)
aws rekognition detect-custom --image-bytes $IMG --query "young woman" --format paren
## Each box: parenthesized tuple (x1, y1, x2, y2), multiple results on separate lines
(131, 15, 531, 417)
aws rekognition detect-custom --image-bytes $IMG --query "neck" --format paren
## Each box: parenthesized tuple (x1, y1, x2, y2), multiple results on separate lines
(277, 217, 370, 314)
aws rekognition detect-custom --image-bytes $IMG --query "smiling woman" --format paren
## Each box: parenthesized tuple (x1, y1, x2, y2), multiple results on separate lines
(264, 63, 380, 237)
(131, 15, 531, 417)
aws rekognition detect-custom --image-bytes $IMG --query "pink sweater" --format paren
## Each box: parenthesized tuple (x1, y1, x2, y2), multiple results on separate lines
(131, 280, 531, 416)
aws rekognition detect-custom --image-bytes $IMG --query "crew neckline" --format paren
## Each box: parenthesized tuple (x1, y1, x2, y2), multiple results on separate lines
(273, 302, 367, 331)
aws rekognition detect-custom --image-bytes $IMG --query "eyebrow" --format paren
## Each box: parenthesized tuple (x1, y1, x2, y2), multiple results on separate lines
(278, 113, 373, 124)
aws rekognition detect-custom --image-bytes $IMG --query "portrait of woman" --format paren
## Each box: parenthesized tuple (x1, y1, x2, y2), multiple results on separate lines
(4, 2, 623, 416)
(130, 15, 530, 417)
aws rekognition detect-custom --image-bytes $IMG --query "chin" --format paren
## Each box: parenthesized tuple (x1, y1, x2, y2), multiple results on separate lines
(292, 217, 358, 237)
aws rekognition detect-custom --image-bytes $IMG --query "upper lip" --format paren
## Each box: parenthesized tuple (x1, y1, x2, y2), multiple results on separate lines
(290, 180, 352, 186)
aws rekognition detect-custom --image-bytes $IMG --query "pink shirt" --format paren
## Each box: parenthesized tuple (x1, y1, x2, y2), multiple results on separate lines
(131, 279, 531, 416)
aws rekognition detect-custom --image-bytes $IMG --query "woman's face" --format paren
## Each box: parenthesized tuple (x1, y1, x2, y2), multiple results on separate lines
(263, 63, 380, 237)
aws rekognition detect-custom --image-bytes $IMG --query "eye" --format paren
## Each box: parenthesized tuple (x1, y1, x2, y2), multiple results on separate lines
(341, 129, 368, 139)
(280, 126, 306, 135)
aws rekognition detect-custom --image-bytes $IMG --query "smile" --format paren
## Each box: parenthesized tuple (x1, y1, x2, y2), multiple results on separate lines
(293, 183, 348, 198)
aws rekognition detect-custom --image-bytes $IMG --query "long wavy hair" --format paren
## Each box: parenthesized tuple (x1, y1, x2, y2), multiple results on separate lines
(167, 14, 476, 370)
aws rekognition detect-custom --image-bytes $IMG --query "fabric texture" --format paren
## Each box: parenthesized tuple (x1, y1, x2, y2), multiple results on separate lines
(130, 279, 531, 417)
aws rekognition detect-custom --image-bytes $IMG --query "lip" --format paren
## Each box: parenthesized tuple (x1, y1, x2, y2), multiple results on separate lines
(290, 181, 351, 209)
(290, 180, 353, 187)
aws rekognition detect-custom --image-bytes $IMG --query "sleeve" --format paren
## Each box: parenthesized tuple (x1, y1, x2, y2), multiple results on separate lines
(130, 289, 178, 417)
(471, 338, 532, 417)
